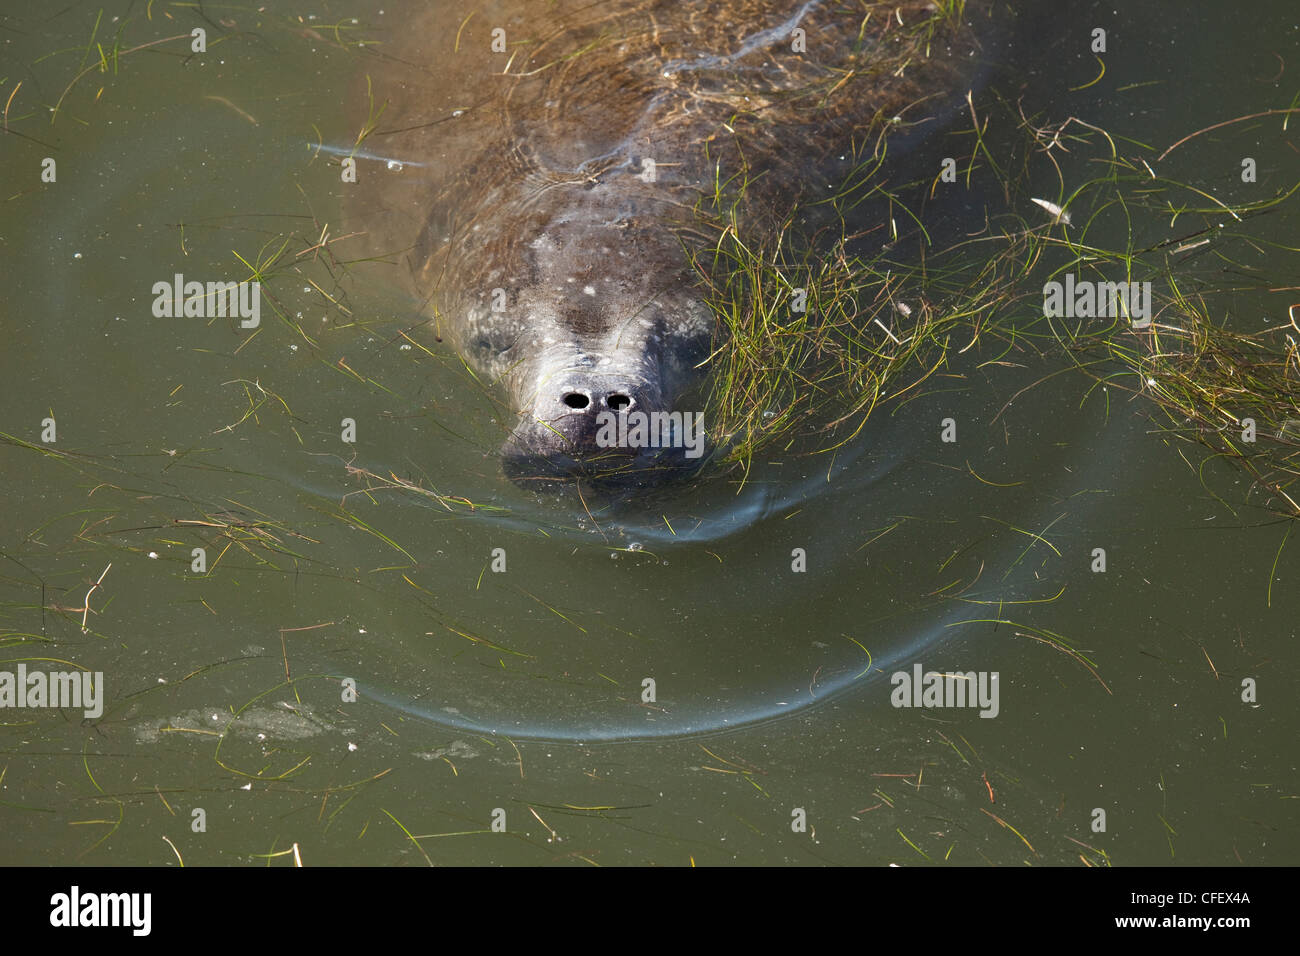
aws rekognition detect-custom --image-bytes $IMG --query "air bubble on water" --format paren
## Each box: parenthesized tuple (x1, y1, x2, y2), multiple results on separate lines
(148, 552, 158, 559)
(387, 160, 404, 171)
(762, 409, 775, 418)
(452, 110, 464, 118)
(610, 552, 618, 560)
(303, 286, 311, 293)
(73, 252, 82, 259)
(628, 542, 643, 552)
(400, 343, 412, 351)
(290, 344, 298, 352)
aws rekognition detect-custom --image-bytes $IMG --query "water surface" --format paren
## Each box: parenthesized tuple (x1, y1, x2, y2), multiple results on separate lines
(0, 0, 1296, 865)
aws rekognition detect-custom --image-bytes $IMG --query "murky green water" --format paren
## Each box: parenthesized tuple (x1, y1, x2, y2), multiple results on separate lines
(1, 0, 1296, 865)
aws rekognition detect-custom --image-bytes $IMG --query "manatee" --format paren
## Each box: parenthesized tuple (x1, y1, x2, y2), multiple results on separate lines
(350, 0, 984, 487)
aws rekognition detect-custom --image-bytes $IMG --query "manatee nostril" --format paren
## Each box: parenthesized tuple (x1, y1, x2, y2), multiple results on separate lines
(563, 392, 590, 409)
(607, 393, 632, 411)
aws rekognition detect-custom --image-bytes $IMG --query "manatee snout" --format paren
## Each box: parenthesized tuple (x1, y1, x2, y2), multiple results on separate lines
(501, 356, 702, 486)
(469, 225, 714, 488)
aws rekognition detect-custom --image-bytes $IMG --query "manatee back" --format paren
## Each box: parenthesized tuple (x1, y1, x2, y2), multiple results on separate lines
(346, 0, 988, 324)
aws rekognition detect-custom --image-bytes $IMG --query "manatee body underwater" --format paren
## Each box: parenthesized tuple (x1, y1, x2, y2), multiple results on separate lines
(350, 0, 986, 489)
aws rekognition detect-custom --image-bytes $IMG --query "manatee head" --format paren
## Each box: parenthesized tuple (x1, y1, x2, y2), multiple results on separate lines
(456, 204, 715, 488)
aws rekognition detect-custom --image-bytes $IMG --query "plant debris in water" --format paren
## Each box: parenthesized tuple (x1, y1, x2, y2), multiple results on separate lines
(689, 71, 1300, 513)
